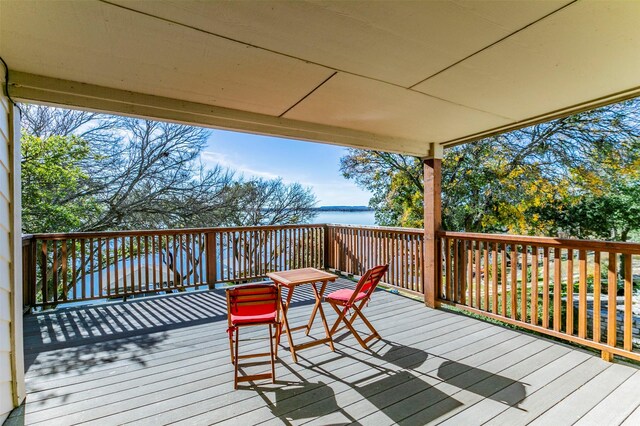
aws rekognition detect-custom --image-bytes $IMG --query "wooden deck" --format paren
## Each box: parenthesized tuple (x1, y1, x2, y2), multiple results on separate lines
(12, 278, 640, 425)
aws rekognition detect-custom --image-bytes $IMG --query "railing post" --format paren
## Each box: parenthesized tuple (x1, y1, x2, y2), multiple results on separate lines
(323, 224, 330, 270)
(22, 236, 36, 311)
(423, 143, 443, 308)
(205, 231, 217, 290)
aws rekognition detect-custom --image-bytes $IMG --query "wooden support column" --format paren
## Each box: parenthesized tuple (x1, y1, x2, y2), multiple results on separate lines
(323, 224, 330, 270)
(205, 231, 217, 290)
(423, 143, 443, 308)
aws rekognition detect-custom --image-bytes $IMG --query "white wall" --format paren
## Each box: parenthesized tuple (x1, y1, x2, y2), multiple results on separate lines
(0, 72, 24, 423)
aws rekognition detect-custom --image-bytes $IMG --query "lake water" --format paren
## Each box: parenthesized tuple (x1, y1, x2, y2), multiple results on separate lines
(310, 210, 376, 226)
(57, 209, 377, 308)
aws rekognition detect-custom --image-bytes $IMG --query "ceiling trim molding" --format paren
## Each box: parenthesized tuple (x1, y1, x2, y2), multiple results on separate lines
(8, 72, 430, 156)
(442, 85, 640, 148)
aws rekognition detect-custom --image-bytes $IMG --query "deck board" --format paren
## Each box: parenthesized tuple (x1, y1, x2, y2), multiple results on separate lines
(575, 369, 640, 426)
(530, 364, 636, 425)
(18, 277, 640, 425)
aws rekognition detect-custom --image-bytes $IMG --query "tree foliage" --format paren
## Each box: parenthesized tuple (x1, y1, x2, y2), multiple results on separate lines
(21, 133, 100, 232)
(226, 179, 317, 226)
(341, 98, 640, 241)
(21, 104, 317, 233)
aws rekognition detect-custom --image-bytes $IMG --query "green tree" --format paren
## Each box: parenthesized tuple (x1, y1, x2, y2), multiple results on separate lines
(20, 104, 318, 233)
(340, 98, 640, 240)
(21, 133, 101, 233)
(227, 179, 317, 226)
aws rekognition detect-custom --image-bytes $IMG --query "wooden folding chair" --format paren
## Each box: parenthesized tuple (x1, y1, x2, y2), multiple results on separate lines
(226, 283, 281, 389)
(325, 264, 388, 349)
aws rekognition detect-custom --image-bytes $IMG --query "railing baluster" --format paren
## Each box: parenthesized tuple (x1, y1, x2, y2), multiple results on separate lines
(121, 236, 127, 296)
(80, 239, 86, 301)
(511, 245, 518, 320)
(137, 236, 142, 292)
(483, 243, 489, 311)
(157, 235, 163, 291)
(130, 236, 136, 295)
(475, 240, 481, 309)
(165, 235, 171, 289)
(144, 235, 150, 291)
(180, 233, 186, 286)
(624, 253, 633, 351)
(531, 246, 538, 326)
(453, 239, 459, 303)
(106, 237, 111, 297)
(543, 246, 549, 329)
(52, 240, 58, 304)
(61, 240, 68, 301)
(97, 238, 103, 298)
(521, 245, 527, 322)
(608, 253, 617, 349)
(593, 252, 601, 343)
(90, 238, 95, 300)
(501, 243, 507, 316)
(113, 237, 119, 297)
(578, 249, 587, 338)
(467, 240, 473, 306)
(566, 249, 574, 335)
(444, 237, 451, 300)
(185, 233, 191, 286)
(227, 232, 232, 280)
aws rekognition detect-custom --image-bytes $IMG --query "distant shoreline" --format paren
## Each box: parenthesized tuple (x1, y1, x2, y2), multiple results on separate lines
(314, 206, 372, 212)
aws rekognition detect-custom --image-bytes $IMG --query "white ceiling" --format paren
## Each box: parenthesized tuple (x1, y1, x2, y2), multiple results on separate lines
(1, 0, 640, 156)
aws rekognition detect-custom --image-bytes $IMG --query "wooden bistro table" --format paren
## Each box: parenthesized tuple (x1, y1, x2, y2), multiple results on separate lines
(266, 268, 337, 363)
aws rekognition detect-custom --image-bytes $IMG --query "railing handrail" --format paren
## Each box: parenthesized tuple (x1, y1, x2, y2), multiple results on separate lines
(26, 224, 640, 252)
(26, 223, 427, 240)
(326, 223, 424, 235)
(23, 223, 326, 240)
(439, 230, 640, 254)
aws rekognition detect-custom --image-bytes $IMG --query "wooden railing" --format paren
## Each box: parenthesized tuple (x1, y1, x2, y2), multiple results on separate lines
(326, 225, 424, 296)
(22, 223, 640, 361)
(22, 224, 324, 308)
(438, 231, 640, 361)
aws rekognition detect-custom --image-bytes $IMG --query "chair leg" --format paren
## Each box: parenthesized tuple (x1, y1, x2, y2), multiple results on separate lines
(228, 327, 235, 364)
(233, 328, 240, 390)
(353, 306, 380, 338)
(352, 305, 381, 345)
(269, 324, 276, 384)
(349, 299, 368, 326)
(341, 312, 368, 349)
(328, 302, 349, 335)
(274, 322, 279, 358)
(329, 301, 380, 349)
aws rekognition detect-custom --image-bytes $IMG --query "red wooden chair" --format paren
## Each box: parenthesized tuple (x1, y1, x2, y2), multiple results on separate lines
(325, 264, 388, 349)
(226, 283, 281, 389)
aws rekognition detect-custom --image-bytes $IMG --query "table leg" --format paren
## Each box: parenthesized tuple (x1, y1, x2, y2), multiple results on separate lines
(279, 284, 298, 363)
(306, 280, 328, 335)
(279, 285, 294, 335)
(311, 281, 334, 352)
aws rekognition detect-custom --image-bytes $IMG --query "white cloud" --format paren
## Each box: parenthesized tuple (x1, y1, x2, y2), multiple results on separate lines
(201, 150, 279, 179)
(308, 182, 371, 206)
(200, 149, 371, 206)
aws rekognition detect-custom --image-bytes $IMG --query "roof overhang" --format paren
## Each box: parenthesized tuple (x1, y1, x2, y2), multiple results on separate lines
(2, 0, 640, 156)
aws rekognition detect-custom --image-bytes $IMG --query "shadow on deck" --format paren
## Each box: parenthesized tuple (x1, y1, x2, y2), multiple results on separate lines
(16, 278, 640, 425)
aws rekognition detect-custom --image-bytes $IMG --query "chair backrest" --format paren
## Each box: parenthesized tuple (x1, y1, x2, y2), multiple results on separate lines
(226, 283, 279, 319)
(355, 264, 389, 298)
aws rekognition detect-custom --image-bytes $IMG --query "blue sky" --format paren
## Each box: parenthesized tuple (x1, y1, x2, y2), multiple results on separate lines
(202, 129, 373, 206)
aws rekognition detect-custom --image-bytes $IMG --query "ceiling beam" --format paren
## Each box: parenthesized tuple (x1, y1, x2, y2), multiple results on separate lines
(8, 71, 433, 157)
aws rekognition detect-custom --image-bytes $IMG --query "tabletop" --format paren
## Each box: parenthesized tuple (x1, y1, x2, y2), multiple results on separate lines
(266, 267, 337, 286)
